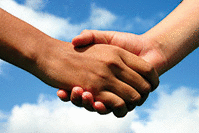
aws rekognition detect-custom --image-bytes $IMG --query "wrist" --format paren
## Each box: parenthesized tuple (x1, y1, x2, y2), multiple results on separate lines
(25, 34, 52, 76)
(140, 33, 168, 76)
(31, 36, 74, 87)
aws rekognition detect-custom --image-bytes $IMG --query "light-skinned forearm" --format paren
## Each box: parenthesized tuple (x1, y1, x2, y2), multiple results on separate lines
(144, 0, 199, 75)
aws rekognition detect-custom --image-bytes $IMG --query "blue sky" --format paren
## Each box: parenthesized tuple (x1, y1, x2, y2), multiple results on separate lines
(0, 0, 199, 132)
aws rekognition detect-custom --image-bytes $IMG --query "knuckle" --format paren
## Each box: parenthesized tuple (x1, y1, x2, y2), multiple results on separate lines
(137, 94, 149, 106)
(130, 94, 141, 103)
(106, 59, 118, 67)
(105, 45, 120, 54)
(142, 83, 152, 93)
(81, 29, 89, 34)
(103, 56, 118, 66)
(114, 111, 127, 118)
(104, 54, 121, 68)
(111, 45, 121, 53)
(152, 80, 160, 92)
(144, 63, 155, 74)
(126, 103, 136, 111)
(113, 101, 128, 118)
(86, 74, 108, 93)
(91, 66, 110, 80)
(100, 46, 122, 64)
(114, 100, 126, 109)
(98, 71, 110, 80)
(142, 63, 159, 92)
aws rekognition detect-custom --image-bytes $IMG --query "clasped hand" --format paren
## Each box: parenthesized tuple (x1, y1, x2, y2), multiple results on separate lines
(56, 30, 160, 117)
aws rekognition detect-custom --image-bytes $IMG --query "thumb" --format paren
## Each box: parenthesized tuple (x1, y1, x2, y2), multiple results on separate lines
(72, 31, 94, 47)
(72, 30, 113, 47)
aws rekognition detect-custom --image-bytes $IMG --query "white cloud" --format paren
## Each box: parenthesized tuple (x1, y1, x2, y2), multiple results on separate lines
(4, 94, 135, 133)
(0, 87, 198, 133)
(0, 60, 4, 74)
(0, 111, 7, 120)
(0, 110, 8, 133)
(0, 0, 82, 41)
(89, 4, 117, 29)
(134, 16, 156, 30)
(0, 0, 118, 41)
(25, 0, 48, 10)
(0, 0, 164, 41)
(131, 86, 199, 133)
(0, 59, 10, 75)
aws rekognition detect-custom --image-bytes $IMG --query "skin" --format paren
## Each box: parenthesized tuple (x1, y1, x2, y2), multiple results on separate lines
(0, 9, 159, 117)
(57, 0, 199, 115)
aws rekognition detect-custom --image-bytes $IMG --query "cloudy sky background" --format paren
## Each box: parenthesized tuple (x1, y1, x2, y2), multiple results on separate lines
(0, 0, 199, 133)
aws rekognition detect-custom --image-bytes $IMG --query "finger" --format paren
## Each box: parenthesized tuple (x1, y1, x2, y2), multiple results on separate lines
(72, 30, 114, 47)
(81, 91, 111, 114)
(107, 78, 141, 107)
(119, 49, 159, 93)
(57, 89, 70, 102)
(126, 103, 136, 111)
(95, 91, 128, 118)
(82, 92, 95, 111)
(70, 87, 84, 107)
(115, 65, 151, 95)
(93, 101, 111, 115)
(70, 87, 110, 113)
(143, 68, 159, 92)
(140, 56, 160, 91)
(125, 94, 148, 111)
(72, 31, 94, 47)
(137, 93, 149, 106)
(126, 94, 148, 111)
(107, 79, 147, 111)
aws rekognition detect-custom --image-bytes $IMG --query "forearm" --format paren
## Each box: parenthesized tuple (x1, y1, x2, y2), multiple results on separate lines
(0, 8, 50, 73)
(144, 0, 199, 75)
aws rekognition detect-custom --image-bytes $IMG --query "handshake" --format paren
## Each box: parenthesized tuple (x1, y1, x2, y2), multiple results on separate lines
(2, 0, 198, 118)
(1, 9, 160, 118)
(55, 30, 160, 117)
